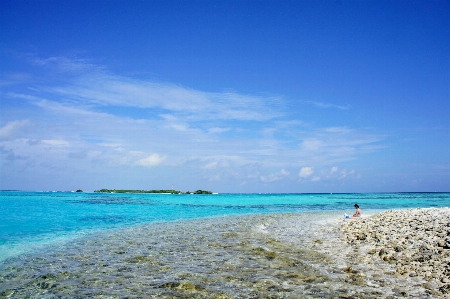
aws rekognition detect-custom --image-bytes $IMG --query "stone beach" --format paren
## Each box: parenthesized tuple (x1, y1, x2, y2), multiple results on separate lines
(257, 208, 450, 298)
(340, 208, 450, 297)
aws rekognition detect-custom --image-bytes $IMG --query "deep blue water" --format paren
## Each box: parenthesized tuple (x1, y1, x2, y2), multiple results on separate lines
(1, 191, 449, 262)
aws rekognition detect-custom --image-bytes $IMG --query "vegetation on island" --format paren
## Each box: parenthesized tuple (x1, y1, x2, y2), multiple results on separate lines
(94, 189, 213, 194)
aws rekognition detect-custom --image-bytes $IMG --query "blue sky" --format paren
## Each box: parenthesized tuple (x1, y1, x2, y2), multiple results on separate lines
(1, 0, 449, 192)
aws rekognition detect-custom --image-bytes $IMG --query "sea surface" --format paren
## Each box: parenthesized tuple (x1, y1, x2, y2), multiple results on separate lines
(1, 192, 449, 298)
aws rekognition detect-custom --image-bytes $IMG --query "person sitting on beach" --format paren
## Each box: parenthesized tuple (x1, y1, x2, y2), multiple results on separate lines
(344, 204, 362, 220)
(350, 204, 361, 219)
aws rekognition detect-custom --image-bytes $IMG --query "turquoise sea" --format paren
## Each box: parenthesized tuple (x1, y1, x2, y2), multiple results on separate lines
(1, 192, 449, 298)
(1, 191, 449, 263)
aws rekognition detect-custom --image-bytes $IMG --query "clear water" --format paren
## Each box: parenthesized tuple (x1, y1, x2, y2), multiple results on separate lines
(1, 192, 449, 298)
(1, 191, 449, 263)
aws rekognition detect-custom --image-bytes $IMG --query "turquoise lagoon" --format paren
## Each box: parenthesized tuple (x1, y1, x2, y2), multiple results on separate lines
(1, 191, 449, 263)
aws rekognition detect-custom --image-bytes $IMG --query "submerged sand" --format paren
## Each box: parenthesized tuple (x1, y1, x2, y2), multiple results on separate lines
(0, 208, 449, 298)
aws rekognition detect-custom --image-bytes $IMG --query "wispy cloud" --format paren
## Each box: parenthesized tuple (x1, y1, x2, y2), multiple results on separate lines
(31, 56, 102, 73)
(0, 73, 33, 86)
(11, 55, 282, 123)
(34, 59, 283, 123)
(303, 100, 351, 110)
(135, 153, 166, 167)
(208, 127, 231, 134)
(41, 139, 70, 147)
(0, 120, 30, 140)
(260, 168, 290, 183)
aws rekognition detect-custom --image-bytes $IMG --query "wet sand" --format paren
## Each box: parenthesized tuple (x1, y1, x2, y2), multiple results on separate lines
(0, 210, 448, 298)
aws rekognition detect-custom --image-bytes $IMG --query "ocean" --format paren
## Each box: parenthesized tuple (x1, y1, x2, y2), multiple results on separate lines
(1, 191, 449, 298)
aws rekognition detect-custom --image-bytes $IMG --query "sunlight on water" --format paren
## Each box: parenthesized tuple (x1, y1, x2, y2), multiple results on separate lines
(1, 210, 446, 298)
(1, 192, 449, 263)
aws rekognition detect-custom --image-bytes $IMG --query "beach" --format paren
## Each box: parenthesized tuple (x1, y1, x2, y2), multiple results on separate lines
(1, 208, 449, 298)
(339, 208, 450, 297)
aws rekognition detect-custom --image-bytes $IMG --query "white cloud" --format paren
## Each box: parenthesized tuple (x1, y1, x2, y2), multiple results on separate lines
(303, 100, 351, 110)
(0, 72, 32, 86)
(301, 139, 324, 151)
(98, 143, 123, 148)
(260, 169, 290, 183)
(0, 120, 30, 140)
(47, 73, 281, 122)
(168, 123, 190, 132)
(294, 165, 358, 184)
(203, 161, 218, 169)
(324, 127, 352, 133)
(311, 176, 321, 182)
(338, 169, 356, 179)
(41, 140, 70, 147)
(299, 167, 314, 178)
(208, 127, 230, 134)
(32, 56, 101, 73)
(135, 153, 166, 167)
(11, 56, 282, 124)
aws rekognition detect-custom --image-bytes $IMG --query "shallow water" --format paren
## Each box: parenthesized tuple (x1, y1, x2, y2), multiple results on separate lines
(1, 192, 449, 298)
(0, 212, 443, 298)
(2, 191, 449, 262)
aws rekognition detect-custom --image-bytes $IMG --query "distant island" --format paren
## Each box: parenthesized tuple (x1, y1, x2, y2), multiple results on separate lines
(94, 189, 213, 194)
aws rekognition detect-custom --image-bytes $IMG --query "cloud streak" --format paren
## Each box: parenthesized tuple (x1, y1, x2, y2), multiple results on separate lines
(303, 100, 351, 110)
(0, 120, 30, 140)
(48, 74, 282, 122)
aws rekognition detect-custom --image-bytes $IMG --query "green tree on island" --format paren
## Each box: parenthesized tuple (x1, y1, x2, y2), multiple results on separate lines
(94, 189, 213, 194)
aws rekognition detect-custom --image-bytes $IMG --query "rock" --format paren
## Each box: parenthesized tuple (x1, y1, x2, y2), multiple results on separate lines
(340, 208, 450, 296)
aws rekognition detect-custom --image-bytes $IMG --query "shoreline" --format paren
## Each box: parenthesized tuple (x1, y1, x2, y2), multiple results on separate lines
(0, 209, 382, 265)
